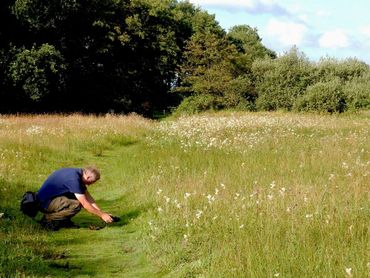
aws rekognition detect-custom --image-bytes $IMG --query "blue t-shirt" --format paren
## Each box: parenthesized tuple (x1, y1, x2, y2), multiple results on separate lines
(37, 168, 87, 209)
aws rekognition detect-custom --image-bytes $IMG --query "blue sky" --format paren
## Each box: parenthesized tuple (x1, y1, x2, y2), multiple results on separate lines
(188, 0, 370, 64)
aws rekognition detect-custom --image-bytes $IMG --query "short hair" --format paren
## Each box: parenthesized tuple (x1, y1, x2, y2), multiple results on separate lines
(83, 166, 101, 181)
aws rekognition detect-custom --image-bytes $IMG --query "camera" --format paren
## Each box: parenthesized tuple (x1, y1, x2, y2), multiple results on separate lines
(111, 216, 120, 222)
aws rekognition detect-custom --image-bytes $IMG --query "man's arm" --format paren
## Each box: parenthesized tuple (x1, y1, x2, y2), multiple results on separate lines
(75, 193, 113, 223)
(84, 190, 101, 211)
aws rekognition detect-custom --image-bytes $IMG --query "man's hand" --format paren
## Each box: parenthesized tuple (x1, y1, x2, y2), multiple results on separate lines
(101, 213, 113, 223)
(75, 193, 113, 223)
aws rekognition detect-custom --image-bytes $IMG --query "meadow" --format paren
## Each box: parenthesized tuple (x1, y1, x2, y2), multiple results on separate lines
(0, 112, 369, 277)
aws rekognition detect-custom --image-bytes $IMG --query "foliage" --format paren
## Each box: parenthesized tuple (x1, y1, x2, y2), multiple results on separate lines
(9, 44, 66, 102)
(252, 47, 313, 111)
(0, 0, 369, 114)
(343, 72, 370, 110)
(294, 78, 347, 113)
(227, 25, 276, 74)
(175, 24, 269, 113)
(313, 57, 369, 83)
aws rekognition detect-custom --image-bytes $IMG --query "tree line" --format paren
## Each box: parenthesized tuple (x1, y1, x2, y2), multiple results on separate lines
(1, 0, 369, 116)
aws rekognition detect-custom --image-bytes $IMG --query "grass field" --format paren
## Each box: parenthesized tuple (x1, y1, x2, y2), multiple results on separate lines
(0, 112, 369, 277)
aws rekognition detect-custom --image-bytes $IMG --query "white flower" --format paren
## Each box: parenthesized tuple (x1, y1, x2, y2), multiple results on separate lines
(220, 183, 225, 189)
(305, 214, 313, 218)
(157, 207, 163, 212)
(239, 224, 244, 229)
(286, 207, 291, 213)
(156, 189, 162, 195)
(267, 194, 273, 200)
(274, 273, 280, 277)
(195, 210, 203, 219)
(270, 181, 276, 189)
(183, 234, 188, 240)
(184, 192, 191, 199)
(345, 267, 352, 276)
(164, 196, 170, 203)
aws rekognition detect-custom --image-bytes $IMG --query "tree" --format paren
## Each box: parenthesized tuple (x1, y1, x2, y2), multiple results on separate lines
(227, 25, 276, 75)
(9, 44, 66, 109)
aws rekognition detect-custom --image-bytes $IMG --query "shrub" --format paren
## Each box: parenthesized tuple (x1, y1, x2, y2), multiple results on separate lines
(174, 75, 256, 114)
(294, 78, 347, 113)
(313, 58, 369, 83)
(343, 72, 370, 110)
(252, 47, 314, 111)
(174, 94, 220, 115)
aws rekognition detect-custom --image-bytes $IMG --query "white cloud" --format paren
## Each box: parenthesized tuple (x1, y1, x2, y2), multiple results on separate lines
(316, 9, 332, 17)
(265, 19, 308, 47)
(360, 25, 370, 37)
(318, 29, 350, 49)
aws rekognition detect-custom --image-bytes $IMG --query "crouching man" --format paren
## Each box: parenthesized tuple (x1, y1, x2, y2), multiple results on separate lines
(37, 166, 113, 230)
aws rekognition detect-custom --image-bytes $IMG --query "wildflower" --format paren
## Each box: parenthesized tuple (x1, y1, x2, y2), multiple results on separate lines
(212, 216, 218, 221)
(345, 267, 352, 276)
(220, 183, 225, 189)
(214, 188, 219, 195)
(270, 181, 276, 189)
(156, 189, 162, 195)
(267, 194, 273, 200)
(239, 224, 244, 229)
(184, 192, 191, 199)
(164, 196, 170, 203)
(305, 214, 313, 219)
(274, 274, 280, 277)
(183, 234, 188, 240)
(195, 210, 203, 219)
(329, 173, 335, 181)
(286, 207, 291, 213)
(157, 207, 163, 212)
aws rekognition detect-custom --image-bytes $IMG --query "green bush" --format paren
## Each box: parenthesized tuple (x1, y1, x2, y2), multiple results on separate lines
(252, 47, 314, 111)
(343, 72, 370, 110)
(174, 94, 220, 114)
(294, 78, 347, 113)
(175, 75, 256, 115)
(313, 58, 369, 83)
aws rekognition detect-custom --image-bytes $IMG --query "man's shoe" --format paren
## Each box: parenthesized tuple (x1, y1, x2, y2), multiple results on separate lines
(59, 219, 79, 229)
(39, 218, 60, 231)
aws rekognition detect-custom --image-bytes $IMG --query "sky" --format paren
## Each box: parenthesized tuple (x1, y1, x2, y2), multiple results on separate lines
(188, 0, 370, 64)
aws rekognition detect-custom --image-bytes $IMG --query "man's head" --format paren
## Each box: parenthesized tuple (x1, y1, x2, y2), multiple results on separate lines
(82, 166, 100, 185)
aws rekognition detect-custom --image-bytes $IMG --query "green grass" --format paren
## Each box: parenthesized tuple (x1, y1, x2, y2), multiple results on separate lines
(0, 112, 369, 277)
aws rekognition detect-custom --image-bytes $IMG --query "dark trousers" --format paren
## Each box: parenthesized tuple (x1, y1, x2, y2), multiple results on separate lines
(44, 196, 81, 221)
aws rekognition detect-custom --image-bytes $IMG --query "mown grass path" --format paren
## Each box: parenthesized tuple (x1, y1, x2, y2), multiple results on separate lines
(44, 143, 161, 277)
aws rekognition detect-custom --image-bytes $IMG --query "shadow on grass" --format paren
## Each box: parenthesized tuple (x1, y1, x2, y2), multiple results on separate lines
(44, 207, 145, 276)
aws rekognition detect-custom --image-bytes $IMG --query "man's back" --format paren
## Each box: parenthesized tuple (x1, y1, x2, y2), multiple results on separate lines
(37, 168, 86, 210)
